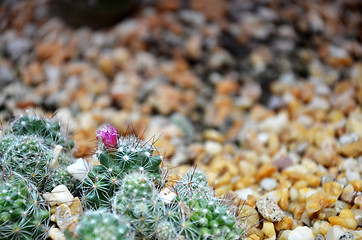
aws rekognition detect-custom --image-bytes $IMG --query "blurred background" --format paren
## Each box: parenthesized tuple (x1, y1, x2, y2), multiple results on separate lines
(0, 0, 361, 167)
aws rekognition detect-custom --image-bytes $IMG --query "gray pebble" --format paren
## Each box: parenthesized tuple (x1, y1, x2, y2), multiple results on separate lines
(320, 174, 336, 185)
(256, 196, 285, 222)
(315, 234, 325, 240)
(339, 232, 354, 240)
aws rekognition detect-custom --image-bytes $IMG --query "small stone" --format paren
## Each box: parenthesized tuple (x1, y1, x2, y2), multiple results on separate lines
(262, 221, 276, 239)
(259, 112, 289, 134)
(313, 220, 332, 236)
(256, 196, 285, 222)
(326, 226, 346, 240)
(54, 204, 72, 230)
(240, 205, 259, 228)
(48, 227, 66, 240)
(235, 187, 254, 200)
(260, 178, 278, 191)
(67, 158, 90, 181)
(306, 192, 337, 215)
(338, 232, 354, 240)
(203, 129, 225, 143)
(315, 234, 325, 240)
(351, 209, 362, 226)
(338, 138, 362, 158)
(204, 141, 222, 156)
(289, 226, 314, 240)
(274, 216, 293, 231)
(0, 63, 15, 87)
(321, 174, 336, 185)
(329, 209, 357, 230)
(346, 170, 361, 182)
(322, 182, 343, 198)
(68, 197, 82, 216)
(51, 185, 74, 206)
(43, 192, 57, 207)
(339, 133, 359, 146)
(277, 230, 290, 240)
(255, 164, 278, 181)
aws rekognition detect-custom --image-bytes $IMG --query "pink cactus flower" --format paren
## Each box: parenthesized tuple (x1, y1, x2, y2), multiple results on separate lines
(96, 124, 119, 148)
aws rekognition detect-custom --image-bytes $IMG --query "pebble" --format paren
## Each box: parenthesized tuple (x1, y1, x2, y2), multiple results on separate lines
(326, 226, 347, 240)
(54, 204, 72, 230)
(0, 64, 15, 87)
(46, 185, 74, 207)
(48, 227, 66, 240)
(256, 196, 285, 222)
(329, 209, 357, 230)
(338, 232, 354, 240)
(288, 226, 314, 240)
(260, 178, 278, 191)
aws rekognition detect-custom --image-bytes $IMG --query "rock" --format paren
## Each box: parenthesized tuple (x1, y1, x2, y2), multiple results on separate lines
(326, 226, 346, 240)
(260, 178, 278, 191)
(54, 204, 72, 230)
(315, 234, 325, 240)
(322, 182, 343, 198)
(351, 209, 362, 226)
(306, 192, 337, 215)
(6, 37, 32, 61)
(0, 63, 15, 87)
(235, 187, 254, 200)
(22, 62, 45, 86)
(339, 232, 354, 240)
(48, 227, 66, 240)
(51, 185, 74, 206)
(43, 192, 57, 207)
(204, 141, 222, 156)
(68, 197, 82, 216)
(339, 133, 359, 146)
(67, 158, 90, 181)
(274, 216, 293, 231)
(262, 221, 276, 239)
(256, 196, 285, 222)
(259, 112, 289, 134)
(329, 209, 357, 230)
(255, 164, 278, 181)
(288, 226, 314, 240)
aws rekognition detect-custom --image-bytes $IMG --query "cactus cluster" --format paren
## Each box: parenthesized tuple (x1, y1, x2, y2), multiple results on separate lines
(0, 113, 246, 240)
(0, 114, 76, 193)
(0, 175, 49, 240)
(81, 125, 163, 208)
(66, 209, 131, 240)
(111, 170, 245, 240)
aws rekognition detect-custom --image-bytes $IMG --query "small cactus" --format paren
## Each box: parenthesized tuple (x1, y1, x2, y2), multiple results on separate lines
(11, 114, 73, 149)
(0, 174, 49, 240)
(112, 171, 167, 239)
(0, 114, 76, 193)
(81, 125, 163, 208)
(66, 209, 131, 240)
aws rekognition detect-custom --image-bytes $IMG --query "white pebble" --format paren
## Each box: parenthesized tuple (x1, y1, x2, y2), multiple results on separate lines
(288, 226, 314, 240)
(260, 178, 278, 191)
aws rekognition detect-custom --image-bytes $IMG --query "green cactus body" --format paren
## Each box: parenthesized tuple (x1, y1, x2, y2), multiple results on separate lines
(0, 175, 49, 240)
(82, 133, 163, 209)
(113, 171, 172, 239)
(67, 209, 131, 240)
(173, 170, 245, 240)
(11, 115, 73, 149)
(0, 134, 53, 185)
(0, 114, 76, 193)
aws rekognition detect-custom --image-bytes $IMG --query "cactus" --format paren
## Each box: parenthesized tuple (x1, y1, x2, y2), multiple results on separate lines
(66, 209, 132, 240)
(0, 175, 49, 240)
(10, 114, 73, 149)
(0, 114, 76, 193)
(81, 125, 163, 208)
(172, 170, 245, 240)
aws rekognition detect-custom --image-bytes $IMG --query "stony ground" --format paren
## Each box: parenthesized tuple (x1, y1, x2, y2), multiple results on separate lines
(0, 0, 362, 239)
